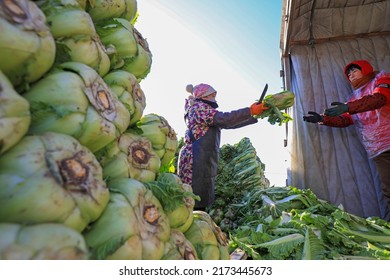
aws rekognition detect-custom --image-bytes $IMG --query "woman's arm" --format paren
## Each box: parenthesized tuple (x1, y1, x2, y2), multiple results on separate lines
(213, 107, 258, 129)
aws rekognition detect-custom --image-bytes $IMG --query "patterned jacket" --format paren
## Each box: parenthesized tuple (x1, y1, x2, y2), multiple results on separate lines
(177, 98, 257, 208)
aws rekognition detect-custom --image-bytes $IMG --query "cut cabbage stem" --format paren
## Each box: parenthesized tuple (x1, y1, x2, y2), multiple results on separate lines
(130, 144, 151, 165)
(97, 89, 110, 110)
(58, 154, 99, 203)
(143, 205, 159, 225)
(91, 84, 115, 116)
(4, 0, 26, 21)
(60, 158, 88, 185)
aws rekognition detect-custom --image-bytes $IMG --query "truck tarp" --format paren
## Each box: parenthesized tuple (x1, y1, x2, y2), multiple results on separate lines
(280, 0, 390, 219)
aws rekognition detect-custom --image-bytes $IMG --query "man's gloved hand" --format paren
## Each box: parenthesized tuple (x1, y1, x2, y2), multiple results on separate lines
(250, 102, 269, 116)
(324, 102, 349, 116)
(303, 111, 323, 123)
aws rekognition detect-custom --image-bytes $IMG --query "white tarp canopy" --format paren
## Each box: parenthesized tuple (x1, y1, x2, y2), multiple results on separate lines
(280, 0, 390, 219)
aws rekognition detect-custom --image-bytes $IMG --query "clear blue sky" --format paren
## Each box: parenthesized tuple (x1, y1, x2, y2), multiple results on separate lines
(145, 0, 283, 87)
(135, 0, 287, 185)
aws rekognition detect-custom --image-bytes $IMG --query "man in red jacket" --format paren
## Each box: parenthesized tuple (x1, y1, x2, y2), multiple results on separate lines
(303, 60, 390, 211)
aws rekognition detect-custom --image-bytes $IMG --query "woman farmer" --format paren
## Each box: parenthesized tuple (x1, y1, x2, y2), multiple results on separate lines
(177, 83, 268, 210)
(303, 60, 390, 211)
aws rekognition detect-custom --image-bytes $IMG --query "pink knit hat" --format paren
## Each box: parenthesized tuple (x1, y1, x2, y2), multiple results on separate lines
(186, 83, 216, 99)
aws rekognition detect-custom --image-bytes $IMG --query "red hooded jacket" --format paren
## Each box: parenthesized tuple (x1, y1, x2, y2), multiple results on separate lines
(322, 60, 390, 158)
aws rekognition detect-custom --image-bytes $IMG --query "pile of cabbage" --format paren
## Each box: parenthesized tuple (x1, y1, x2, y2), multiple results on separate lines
(211, 138, 390, 260)
(209, 137, 270, 232)
(0, 0, 230, 260)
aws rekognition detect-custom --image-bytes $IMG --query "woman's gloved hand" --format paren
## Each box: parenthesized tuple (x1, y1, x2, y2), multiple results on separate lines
(303, 111, 324, 123)
(250, 102, 269, 116)
(324, 102, 349, 116)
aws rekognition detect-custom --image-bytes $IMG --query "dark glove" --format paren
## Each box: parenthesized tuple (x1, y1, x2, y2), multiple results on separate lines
(303, 111, 323, 123)
(324, 102, 349, 116)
